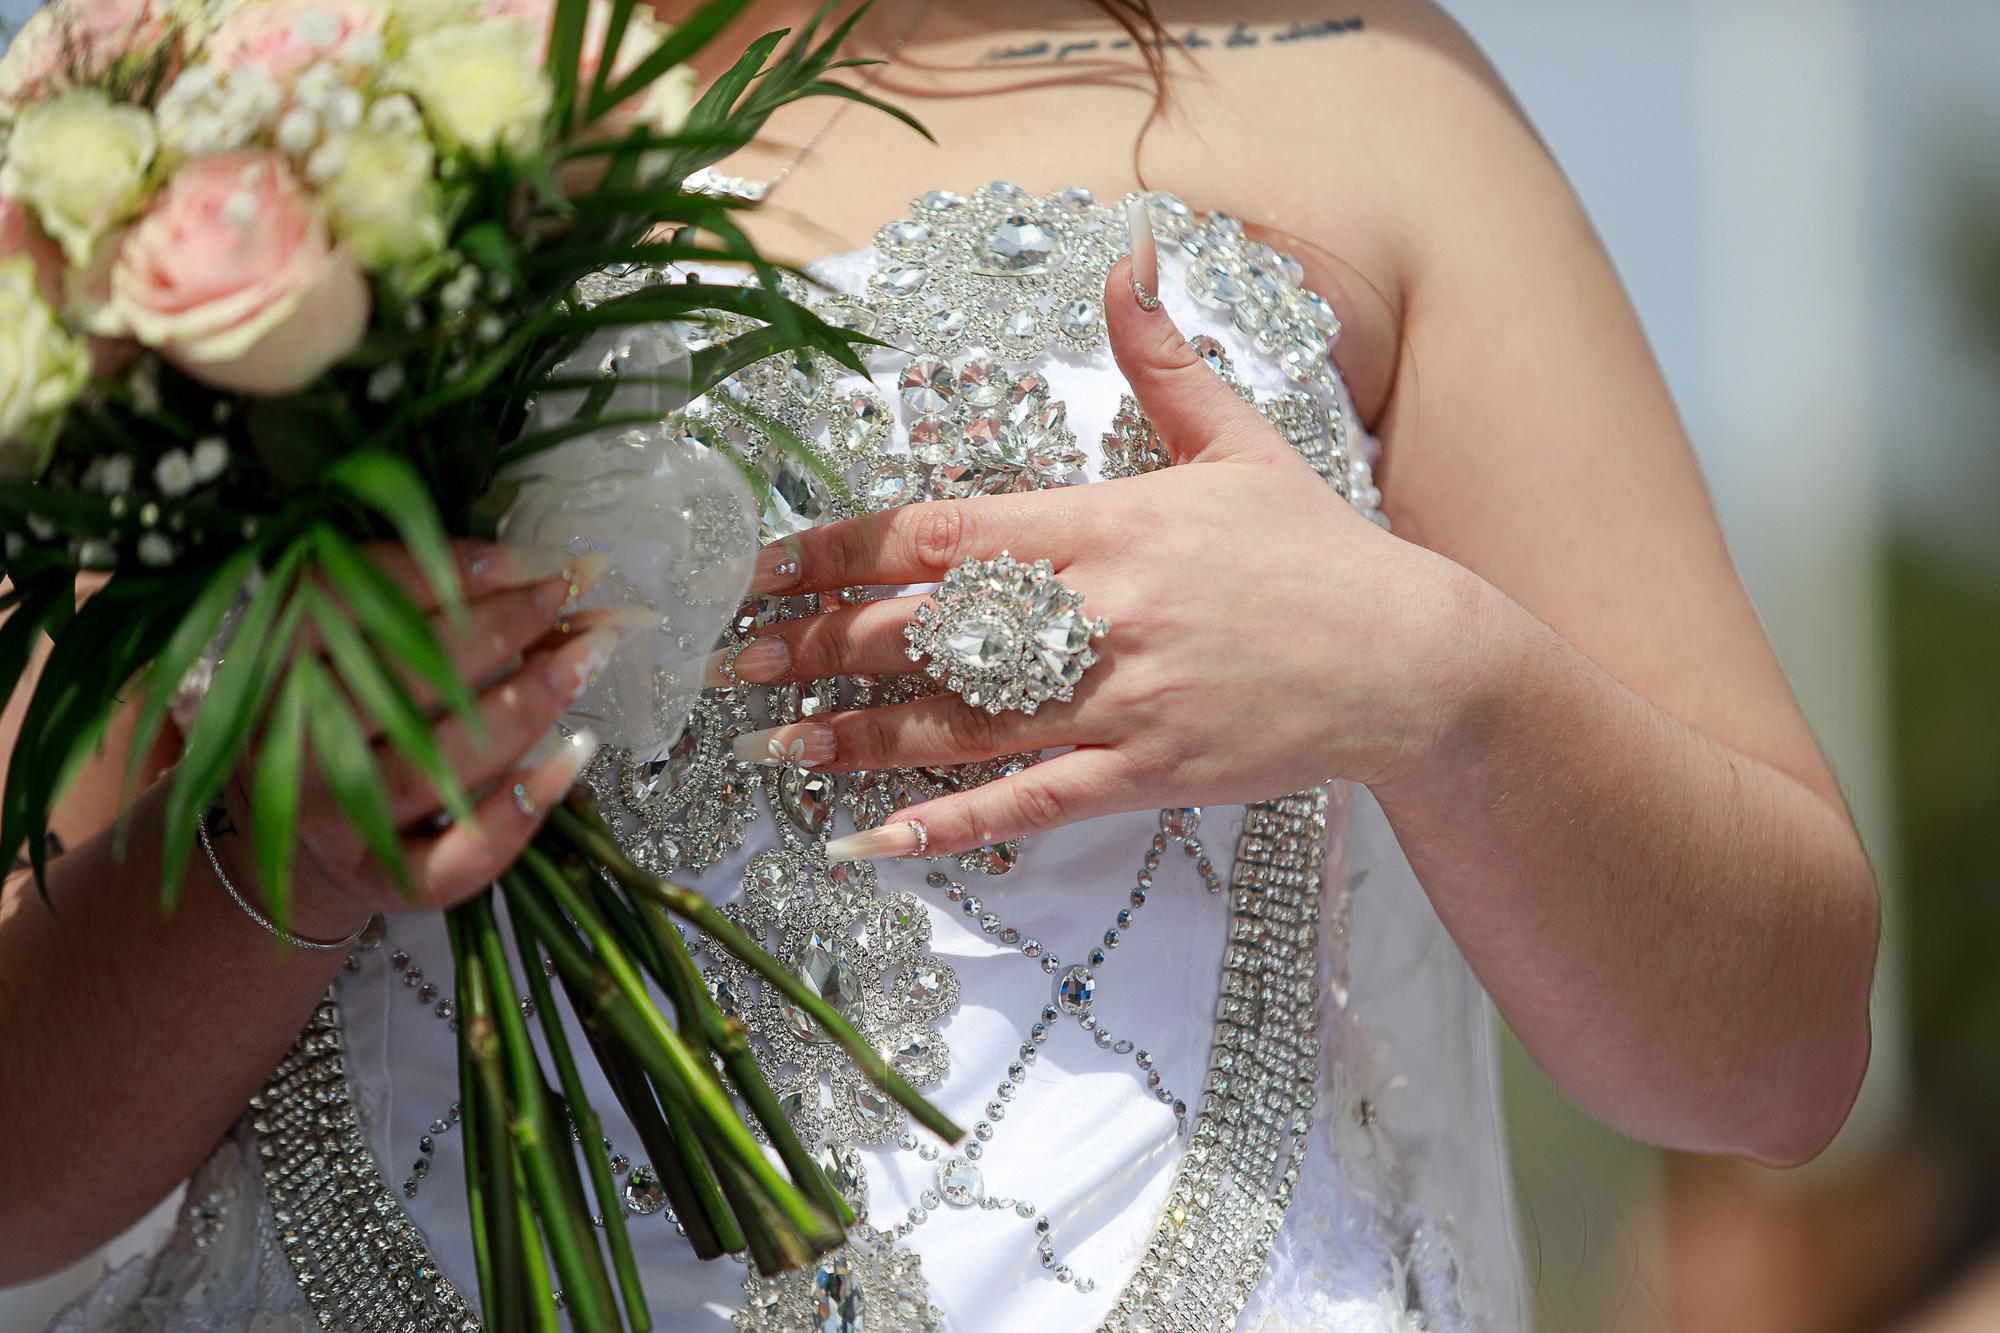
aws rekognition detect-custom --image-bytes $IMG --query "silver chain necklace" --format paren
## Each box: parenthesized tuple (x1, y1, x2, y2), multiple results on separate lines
(687, 0, 935, 204)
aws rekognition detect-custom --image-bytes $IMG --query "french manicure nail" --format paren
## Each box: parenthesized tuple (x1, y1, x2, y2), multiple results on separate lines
(706, 636, 790, 686)
(546, 628, 620, 703)
(1125, 196, 1161, 310)
(530, 727, 601, 805)
(476, 544, 576, 589)
(563, 549, 611, 612)
(558, 605, 660, 635)
(824, 819, 929, 862)
(532, 575, 574, 617)
(730, 722, 835, 770)
(748, 543, 804, 594)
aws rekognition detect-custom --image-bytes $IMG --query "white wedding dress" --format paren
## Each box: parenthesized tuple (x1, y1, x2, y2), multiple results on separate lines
(52, 184, 1524, 1333)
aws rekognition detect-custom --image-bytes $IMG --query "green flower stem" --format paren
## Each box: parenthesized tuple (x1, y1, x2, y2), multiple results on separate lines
(562, 849, 851, 1239)
(555, 966, 731, 1260)
(514, 846, 837, 1253)
(642, 1058, 750, 1256)
(552, 801, 965, 1145)
(448, 910, 500, 1325)
(511, 1153, 560, 1333)
(522, 864, 748, 1255)
(696, 1116, 811, 1276)
(452, 905, 527, 1333)
(466, 893, 617, 1330)
(641, 897, 855, 1229)
(503, 855, 837, 1252)
(513, 907, 655, 1332)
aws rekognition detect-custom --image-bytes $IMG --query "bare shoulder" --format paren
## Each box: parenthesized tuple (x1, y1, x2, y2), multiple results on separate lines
(1130, 1, 1576, 422)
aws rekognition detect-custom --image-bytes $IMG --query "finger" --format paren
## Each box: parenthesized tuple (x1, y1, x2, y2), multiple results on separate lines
(357, 538, 609, 615)
(1104, 200, 1286, 465)
(357, 579, 575, 725)
(822, 748, 1126, 860)
(376, 625, 627, 824)
(725, 688, 1086, 775)
(744, 489, 1093, 596)
(700, 596, 926, 686)
(398, 729, 603, 910)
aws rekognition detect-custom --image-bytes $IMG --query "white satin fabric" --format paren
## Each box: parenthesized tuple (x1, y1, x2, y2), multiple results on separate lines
(53, 236, 1524, 1333)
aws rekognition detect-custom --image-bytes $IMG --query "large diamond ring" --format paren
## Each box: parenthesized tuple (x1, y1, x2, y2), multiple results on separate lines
(903, 551, 1109, 716)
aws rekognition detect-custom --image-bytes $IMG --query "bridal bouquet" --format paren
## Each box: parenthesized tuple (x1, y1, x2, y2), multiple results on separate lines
(0, 0, 953, 1325)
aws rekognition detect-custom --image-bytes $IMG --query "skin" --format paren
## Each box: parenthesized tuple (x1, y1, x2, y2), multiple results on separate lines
(0, 0, 1876, 1286)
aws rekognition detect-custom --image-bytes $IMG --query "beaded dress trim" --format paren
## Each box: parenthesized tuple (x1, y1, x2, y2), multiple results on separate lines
(249, 996, 480, 1331)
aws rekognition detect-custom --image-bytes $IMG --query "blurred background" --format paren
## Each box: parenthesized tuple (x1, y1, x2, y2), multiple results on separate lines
(1440, 1, 2000, 1330)
(4, 0, 1997, 1328)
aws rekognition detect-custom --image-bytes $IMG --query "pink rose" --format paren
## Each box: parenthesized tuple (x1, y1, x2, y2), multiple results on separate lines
(0, 198, 64, 307)
(208, 0, 385, 79)
(107, 152, 369, 395)
(0, 0, 170, 104)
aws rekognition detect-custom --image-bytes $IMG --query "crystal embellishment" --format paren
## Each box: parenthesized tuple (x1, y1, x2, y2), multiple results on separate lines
(904, 552, 1108, 716)
(935, 1155, 984, 1207)
(735, 1223, 941, 1333)
(249, 995, 479, 1331)
(861, 181, 1128, 358)
(705, 851, 957, 1146)
(1054, 964, 1096, 1015)
(622, 1164, 666, 1216)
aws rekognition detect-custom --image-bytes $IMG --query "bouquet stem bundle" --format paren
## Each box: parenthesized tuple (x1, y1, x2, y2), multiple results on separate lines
(450, 797, 956, 1329)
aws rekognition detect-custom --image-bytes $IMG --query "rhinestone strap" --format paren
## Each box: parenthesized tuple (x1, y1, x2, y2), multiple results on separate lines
(1102, 790, 1330, 1333)
(249, 993, 480, 1331)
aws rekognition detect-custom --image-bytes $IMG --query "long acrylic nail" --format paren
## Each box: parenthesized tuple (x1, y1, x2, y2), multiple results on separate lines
(731, 722, 835, 770)
(518, 728, 601, 814)
(557, 605, 660, 636)
(1125, 196, 1161, 310)
(824, 819, 928, 862)
(705, 636, 790, 686)
(544, 627, 620, 703)
(475, 544, 595, 590)
(748, 543, 804, 594)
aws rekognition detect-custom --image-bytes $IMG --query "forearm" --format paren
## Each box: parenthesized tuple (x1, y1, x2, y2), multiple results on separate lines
(0, 776, 362, 1283)
(1373, 577, 1880, 1166)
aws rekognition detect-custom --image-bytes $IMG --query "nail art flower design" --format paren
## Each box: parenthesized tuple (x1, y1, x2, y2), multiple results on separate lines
(765, 735, 809, 767)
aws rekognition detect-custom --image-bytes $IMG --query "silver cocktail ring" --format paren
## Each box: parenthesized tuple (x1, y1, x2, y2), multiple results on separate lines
(903, 551, 1109, 716)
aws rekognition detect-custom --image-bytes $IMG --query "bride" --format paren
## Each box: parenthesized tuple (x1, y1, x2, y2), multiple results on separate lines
(1, 1, 1879, 1329)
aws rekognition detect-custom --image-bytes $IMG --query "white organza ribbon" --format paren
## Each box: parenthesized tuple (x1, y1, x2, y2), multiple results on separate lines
(496, 322, 756, 759)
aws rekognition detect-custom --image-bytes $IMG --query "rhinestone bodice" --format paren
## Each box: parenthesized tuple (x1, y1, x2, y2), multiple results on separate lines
(54, 186, 1522, 1333)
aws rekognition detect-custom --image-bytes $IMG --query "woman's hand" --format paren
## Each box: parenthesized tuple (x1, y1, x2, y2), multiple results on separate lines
(715, 254, 1490, 860)
(207, 541, 647, 938)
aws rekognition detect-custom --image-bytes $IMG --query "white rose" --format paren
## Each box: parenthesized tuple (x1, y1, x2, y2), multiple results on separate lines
(0, 257, 91, 480)
(315, 122, 444, 265)
(0, 89, 158, 265)
(392, 18, 551, 161)
(497, 325, 756, 759)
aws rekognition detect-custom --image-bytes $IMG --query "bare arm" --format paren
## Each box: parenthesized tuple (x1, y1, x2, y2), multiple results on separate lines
(0, 780, 352, 1283)
(1300, 10, 1877, 1163)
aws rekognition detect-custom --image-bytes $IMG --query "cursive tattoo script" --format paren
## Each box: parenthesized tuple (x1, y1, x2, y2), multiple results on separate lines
(981, 16, 1364, 63)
